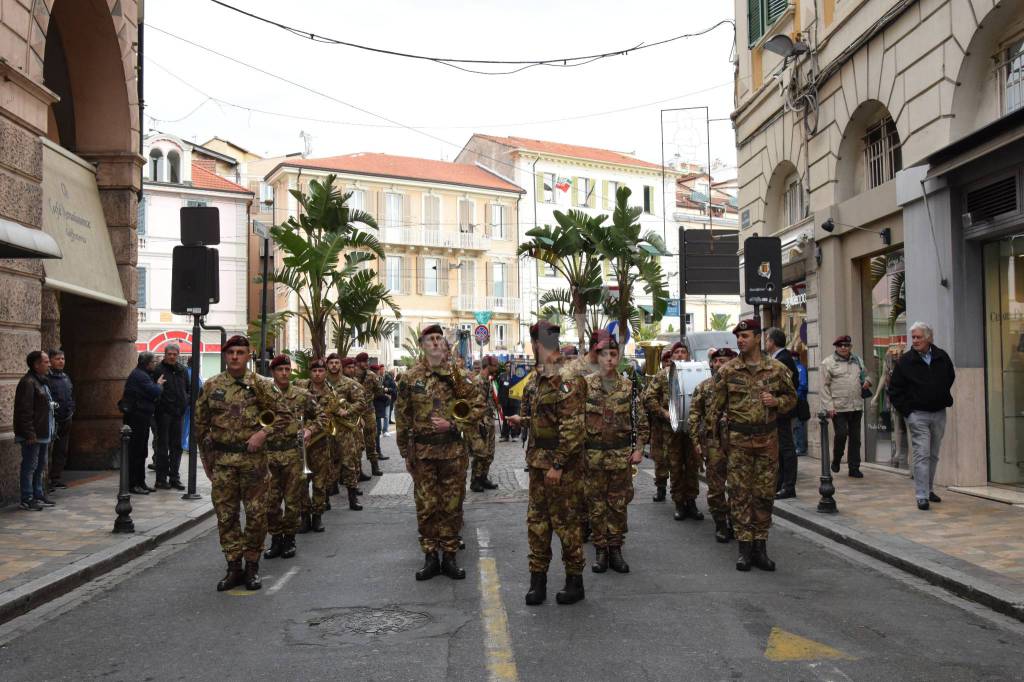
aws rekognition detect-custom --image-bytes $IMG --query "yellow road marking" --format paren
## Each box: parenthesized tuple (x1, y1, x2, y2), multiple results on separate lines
(476, 530, 519, 682)
(225, 588, 257, 597)
(765, 627, 855, 662)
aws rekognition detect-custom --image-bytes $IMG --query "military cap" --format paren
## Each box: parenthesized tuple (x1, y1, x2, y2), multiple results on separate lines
(341, 357, 356, 367)
(309, 357, 326, 369)
(530, 320, 560, 339)
(482, 355, 499, 367)
(594, 335, 619, 351)
(419, 323, 444, 340)
(661, 349, 673, 363)
(355, 352, 369, 363)
(325, 352, 341, 361)
(732, 318, 761, 335)
(833, 335, 852, 346)
(589, 329, 611, 348)
(560, 344, 579, 357)
(269, 354, 291, 369)
(223, 335, 250, 352)
(711, 347, 738, 359)
(671, 341, 688, 353)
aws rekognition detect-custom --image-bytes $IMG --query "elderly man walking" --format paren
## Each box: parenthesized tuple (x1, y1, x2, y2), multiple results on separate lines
(821, 335, 872, 478)
(888, 322, 956, 510)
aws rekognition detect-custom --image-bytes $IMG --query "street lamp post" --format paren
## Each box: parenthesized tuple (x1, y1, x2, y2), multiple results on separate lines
(254, 210, 272, 376)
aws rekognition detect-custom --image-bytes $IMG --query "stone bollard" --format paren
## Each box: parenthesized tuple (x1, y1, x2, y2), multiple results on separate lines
(816, 411, 838, 514)
(113, 424, 135, 533)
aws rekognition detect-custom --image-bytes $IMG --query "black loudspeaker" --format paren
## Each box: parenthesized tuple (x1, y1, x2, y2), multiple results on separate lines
(180, 206, 220, 245)
(171, 246, 220, 314)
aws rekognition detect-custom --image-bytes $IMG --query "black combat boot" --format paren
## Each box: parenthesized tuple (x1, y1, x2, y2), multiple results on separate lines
(310, 513, 325, 532)
(263, 534, 283, 559)
(751, 540, 776, 571)
(736, 541, 753, 572)
(358, 469, 371, 482)
(714, 518, 731, 543)
(348, 487, 363, 511)
(297, 512, 311, 534)
(581, 520, 592, 543)
(415, 552, 441, 581)
(525, 572, 547, 606)
(684, 499, 704, 521)
(281, 535, 297, 559)
(325, 498, 332, 511)
(592, 547, 609, 573)
(652, 481, 667, 502)
(469, 476, 485, 493)
(328, 482, 339, 496)
(726, 517, 735, 540)
(244, 560, 262, 590)
(673, 503, 687, 521)
(555, 574, 585, 605)
(216, 560, 244, 592)
(458, 536, 466, 550)
(481, 477, 499, 490)
(371, 461, 383, 476)
(607, 547, 629, 574)
(440, 552, 466, 580)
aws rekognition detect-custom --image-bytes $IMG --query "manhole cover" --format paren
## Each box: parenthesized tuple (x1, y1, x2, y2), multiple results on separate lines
(310, 606, 429, 636)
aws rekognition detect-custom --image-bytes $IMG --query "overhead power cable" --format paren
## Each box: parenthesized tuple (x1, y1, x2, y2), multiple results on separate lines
(207, 0, 734, 75)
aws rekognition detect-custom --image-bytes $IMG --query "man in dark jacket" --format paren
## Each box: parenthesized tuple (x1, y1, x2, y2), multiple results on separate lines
(124, 352, 165, 494)
(888, 321, 955, 510)
(46, 349, 75, 490)
(765, 328, 800, 499)
(152, 344, 189, 490)
(15, 351, 56, 510)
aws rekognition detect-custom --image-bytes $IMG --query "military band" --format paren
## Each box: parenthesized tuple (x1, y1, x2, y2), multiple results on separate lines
(689, 347, 738, 543)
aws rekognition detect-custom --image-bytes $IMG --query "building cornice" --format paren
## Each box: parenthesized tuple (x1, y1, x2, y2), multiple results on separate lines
(265, 165, 523, 198)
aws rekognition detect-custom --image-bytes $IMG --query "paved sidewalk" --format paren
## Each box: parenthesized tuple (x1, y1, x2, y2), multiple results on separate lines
(773, 457, 1024, 620)
(0, 464, 212, 625)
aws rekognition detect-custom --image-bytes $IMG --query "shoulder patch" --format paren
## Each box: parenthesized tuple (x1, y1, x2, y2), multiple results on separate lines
(560, 382, 571, 394)
(210, 388, 227, 401)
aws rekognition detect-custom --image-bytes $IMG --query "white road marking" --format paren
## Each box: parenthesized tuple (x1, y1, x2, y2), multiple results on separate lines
(267, 566, 299, 594)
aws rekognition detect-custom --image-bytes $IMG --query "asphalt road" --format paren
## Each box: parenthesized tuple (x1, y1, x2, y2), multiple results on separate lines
(2, 435, 1023, 681)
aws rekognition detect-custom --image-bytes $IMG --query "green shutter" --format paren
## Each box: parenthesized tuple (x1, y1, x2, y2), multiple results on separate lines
(748, 0, 764, 46)
(766, 0, 788, 24)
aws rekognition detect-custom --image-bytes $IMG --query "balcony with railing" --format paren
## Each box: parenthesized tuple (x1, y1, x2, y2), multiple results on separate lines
(451, 295, 520, 313)
(381, 226, 489, 251)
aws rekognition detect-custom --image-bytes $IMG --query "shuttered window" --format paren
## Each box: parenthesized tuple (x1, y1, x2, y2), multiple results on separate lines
(424, 195, 440, 230)
(748, 0, 789, 46)
(490, 204, 505, 239)
(458, 199, 475, 233)
(137, 197, 148, 236)
(137, 266, 147, 307)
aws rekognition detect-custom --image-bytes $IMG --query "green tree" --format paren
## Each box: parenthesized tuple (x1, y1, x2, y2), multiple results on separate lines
(265, 174, 382, 358)
(709, 313, 732, 331)
(331, 268, 400, 357)
(518, 222, 603, 349)
(576, 186, 669, 348)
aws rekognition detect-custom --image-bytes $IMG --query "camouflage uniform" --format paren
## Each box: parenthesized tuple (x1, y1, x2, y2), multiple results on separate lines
(471, 374, 498, 481)
(265, 384, 324, 535)
(641, 370, 672, 484)
(356, 368, 384, 463)
(331, 375, 366, 487)
(583, 373, 648, 548)
(194, 371, 290, 563)
(296, 380, 353, 514)
(711, 355, 796, 542)
(690, 377, 728, 521)
(643, 368, 700, 504)
(521, 360, 586, 575)
(396, 359, 484, 554)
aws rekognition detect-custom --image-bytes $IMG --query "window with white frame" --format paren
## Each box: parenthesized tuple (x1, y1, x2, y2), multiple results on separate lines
(137, 266, 147, 308)
(423, 257, 440, 294)
(492, 262, 507, 299)
(458, 199, 475, 233)
(259, 182, 273, 213)
(863, 117, 902, 189)
(393, 322, 402, 349)
(185, 199, 208, 208)
(137, 197, 148, 236)
(386, 255, 402, 293)
(1003, 38, 1024, 114)
(783, 175, 804, 226)
(460, 259, 475, 297)
(643, 185, 655, 214)
(489, 204, 505, 239)
(148, 149, 163, 182)
(543, 173, 556, 203)
(348, 188, 365, 213)
(385, 192, 403, 229)
(494, 323, 508, 348)
(167, 151, 181, 184)
(424, 195, 440, 231)
(578, 178, 594, 208)
(542, 262, 556, 277)
(605, 181, 619, 209)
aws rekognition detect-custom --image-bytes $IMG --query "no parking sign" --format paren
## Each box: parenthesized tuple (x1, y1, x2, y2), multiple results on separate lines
(474, 324, 490, 346)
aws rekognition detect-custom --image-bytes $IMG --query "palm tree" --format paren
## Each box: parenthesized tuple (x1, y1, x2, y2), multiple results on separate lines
(518, 222, 604, 350)
(576, 186, 670, 348)
(265, 174, 382, 358)
(709, 313, 732, 331)
(331, 266, 400, 357)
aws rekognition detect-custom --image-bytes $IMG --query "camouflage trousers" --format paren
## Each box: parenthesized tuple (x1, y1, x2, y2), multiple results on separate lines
(210, 456, 270, 562)
(727, 434, 779, 542)
(338, 430, 361, 488)
(411, 456, 468, 554)
(305, 440, 332, 514)
(266, 448, 304, 536)
(648, 417, 672, 483)
(705, 443, 729, 521)
(668, 429, 700, 505)
(361, 409, 378, 462)
(586, 467, 634, 548)
(471, 423, 496, 479)
(527, 465, 586, 575)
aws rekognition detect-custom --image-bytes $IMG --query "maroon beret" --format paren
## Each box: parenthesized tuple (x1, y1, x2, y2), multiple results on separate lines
(671, 341, 687, 352)
(325, 352, 341, 361)
(589, 329, 611, 348)
(594, 335, 619, 352)
(309, 357, 326, 369)
(711, 347, 738, 359)
(560, 345, 578, 356)
(269, 354, 291, 369)
(661, 350, 673, 362)
(732, 318, 761, 335)
(355, 352, 369, 362)
(833, 335, 852, 346)
(341, 357, 356, 367)
(223, 335, 250, 352)
(529, 320, 560, 339)
(482, 355, 499, 367)
(419, 323, 444, 340)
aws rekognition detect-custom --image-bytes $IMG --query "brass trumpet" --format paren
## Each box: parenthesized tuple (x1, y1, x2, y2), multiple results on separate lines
(258, 410, 276, 428)
(448, 399, 472, 422)
(307, 418, 339, 448)
(640, 342, 667, 377)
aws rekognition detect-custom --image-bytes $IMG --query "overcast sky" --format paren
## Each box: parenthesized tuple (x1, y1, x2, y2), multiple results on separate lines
(145, 0, 738, 173)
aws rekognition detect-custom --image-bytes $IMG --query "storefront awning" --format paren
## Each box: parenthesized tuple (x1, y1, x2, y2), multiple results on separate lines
(0, 217, 62, 259)
(39, 139, 127, 307)
(926, 108, 1024, 179)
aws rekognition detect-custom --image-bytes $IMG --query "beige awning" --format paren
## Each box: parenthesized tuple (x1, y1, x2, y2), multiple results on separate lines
(39, 138, 127, 307)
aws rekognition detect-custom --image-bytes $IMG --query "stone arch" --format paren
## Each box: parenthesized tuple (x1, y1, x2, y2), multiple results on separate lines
(764, 160, 802, 234)
(836, 100, 902, 202)
(949, 0, 1024, 141)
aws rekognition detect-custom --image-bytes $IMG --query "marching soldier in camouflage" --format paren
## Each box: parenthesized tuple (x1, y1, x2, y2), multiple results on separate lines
(396, 324, 484, 582)
(689, 347, 738, 543)
(643, 350, 674, 502)
(354, 352, 385, 476)
(643, 342, 704, 521)
(711, 318, 797, 572)
(469, 355, 500, 492)
(507, 321, 587, 606)
(194, 335, 291, 592)
(263, 354, 324, 560)
(338, 358, 370, 494)
(582, 335, 648, 574)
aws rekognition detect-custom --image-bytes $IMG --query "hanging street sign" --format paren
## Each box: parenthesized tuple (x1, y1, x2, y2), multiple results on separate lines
(475, 311, 493, 325)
